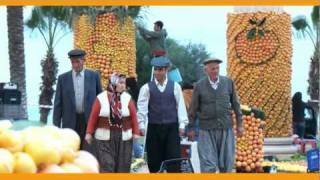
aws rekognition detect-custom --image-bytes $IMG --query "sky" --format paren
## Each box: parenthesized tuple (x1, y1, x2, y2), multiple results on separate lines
(0, 6, 315, 119)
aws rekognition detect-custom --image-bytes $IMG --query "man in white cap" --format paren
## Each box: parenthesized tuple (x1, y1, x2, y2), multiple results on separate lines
(188, 57, 244, 173)
(137, 56, 188, 173)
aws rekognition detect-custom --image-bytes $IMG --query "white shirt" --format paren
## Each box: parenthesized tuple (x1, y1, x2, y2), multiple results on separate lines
(72, 69, 85, 113)
(208, 76, 220, 90)
(137, 77, 189, 130)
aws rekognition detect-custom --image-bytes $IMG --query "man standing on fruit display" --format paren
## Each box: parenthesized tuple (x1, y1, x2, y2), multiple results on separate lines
(137, 20, 168, 57)
(53, 49, 102, 150)
(137, 56, 188, 173)
(188, 58, 244, 173)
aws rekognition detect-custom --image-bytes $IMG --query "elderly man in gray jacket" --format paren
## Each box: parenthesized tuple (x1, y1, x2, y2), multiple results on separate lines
(188, 58, 244, 173)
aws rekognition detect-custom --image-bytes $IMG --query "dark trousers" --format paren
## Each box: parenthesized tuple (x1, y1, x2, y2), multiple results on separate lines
(146, 123, 181, 173)
(293, 121, 305, 138)
(75, 113, 86, 149)
(75, 113, 97, 157)
(95, 131, 133, 173)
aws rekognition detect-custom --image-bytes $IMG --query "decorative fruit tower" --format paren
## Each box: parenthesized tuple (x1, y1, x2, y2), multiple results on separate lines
(73, 13, 136, 87)
(227, 8, 293, 138)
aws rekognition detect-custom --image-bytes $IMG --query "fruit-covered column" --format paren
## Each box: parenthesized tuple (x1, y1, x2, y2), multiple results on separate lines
(74, 13, 136, 87)
(73, 15, 95, 69)
(227, 10, 293, 137)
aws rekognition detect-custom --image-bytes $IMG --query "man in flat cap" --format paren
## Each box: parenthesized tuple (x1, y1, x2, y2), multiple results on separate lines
(137, 20, 168, 57)
(137, 56, 188, 172)
(53, 49, 102, 150)
(188, 57, 243, 173)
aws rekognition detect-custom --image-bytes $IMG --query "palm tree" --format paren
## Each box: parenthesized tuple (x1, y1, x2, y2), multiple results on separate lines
(7, 6, 28, 119)
(26, 7, 70, 124)
(292, 6, 319, 113)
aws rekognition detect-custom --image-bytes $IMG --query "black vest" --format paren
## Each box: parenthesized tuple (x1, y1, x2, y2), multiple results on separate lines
(148, 80, 178, 124)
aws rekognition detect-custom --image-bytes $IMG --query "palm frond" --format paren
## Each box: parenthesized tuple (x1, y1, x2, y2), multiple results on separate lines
(128, 6, 142, 19)
(311, 6, 319, 30)
(292, 15, 308, 30)
(292, 15, 313, 39)
(25, 7, 47, 30)
(52, 7, 68, 21)
(66, 6, 144, 30)
(39, 6, 54, 18)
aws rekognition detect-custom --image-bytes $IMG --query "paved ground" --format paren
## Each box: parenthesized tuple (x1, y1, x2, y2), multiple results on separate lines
(11, 119, 43, 130)
(133, 164, 149, 173)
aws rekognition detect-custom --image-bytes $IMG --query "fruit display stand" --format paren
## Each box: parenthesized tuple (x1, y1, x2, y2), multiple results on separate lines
(0, 120, 99, 173)
(233, 105, 266, 172)
(263, 136, 301, 157)
(233, 107, 306, 173)
(260, 136, 310, 173)
(73, 13, 136, 87)
(262, 161, 307, 173)
(259, 132, 310, 173)
(227, 8, 293, 137)
(261, 153, 308, 173)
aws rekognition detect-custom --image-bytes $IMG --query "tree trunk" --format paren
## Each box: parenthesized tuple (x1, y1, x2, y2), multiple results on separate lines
(7, 6, 28, 119)
(39, 49, 58, 124)
(307, 52, 319, 115)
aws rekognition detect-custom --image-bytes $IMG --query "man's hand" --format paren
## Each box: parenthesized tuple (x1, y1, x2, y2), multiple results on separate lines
(133, 134, 140, 140)
(85, 133, 93, 144)
(187, 130, 195, 141)
(140, 129, 145, 136)
(179, 128, 185, 137)
(236, 126, 244, 137)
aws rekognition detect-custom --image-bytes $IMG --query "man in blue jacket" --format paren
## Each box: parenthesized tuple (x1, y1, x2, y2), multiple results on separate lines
(53, 49, 102, 149)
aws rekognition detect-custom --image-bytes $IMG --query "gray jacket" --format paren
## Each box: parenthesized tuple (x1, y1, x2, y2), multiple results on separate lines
(53, 69, 102, 129)
(138, 26, 167, 54)
(189, 76, 242, 130)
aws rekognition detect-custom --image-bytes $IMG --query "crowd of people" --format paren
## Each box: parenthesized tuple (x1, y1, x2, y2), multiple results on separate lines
(52, 20, 312, 173)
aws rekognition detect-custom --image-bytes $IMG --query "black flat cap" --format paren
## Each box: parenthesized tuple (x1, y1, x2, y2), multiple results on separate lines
(68, 49, 86, 58)
(202, 57, 223, 65)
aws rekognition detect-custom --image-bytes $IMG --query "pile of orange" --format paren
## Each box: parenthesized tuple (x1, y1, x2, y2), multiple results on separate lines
(73, 13, 136, 87)
(227, 11, 292, 137)
(233, 113, 266, 172)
